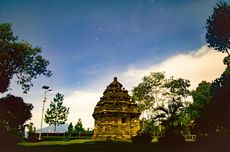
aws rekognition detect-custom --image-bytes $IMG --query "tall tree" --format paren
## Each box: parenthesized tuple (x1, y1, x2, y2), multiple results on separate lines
(164, 78, 190, 103)
(212, 75, 230, 133)
(205, 1, 230, 55)
(74, 118, 85, 133)
(45, 93, 69, 132)
(154, 98, 184, 135)
(132, 72, 191, 134)
(0, 23, 51, 93)
(75, 118, 85, 138)
(155, 78, 191, 136)
(203, 1, 230, 138)
(188, 81, 213, 135)
(132, 72, 167, 120)
(68, 122, 73, 135)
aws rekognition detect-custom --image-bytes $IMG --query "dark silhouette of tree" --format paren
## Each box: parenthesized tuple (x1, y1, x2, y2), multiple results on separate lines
(206, 1, 230, 55)
(0, 23, 51, 93)
(0, 94, 33, 143)
(204, 74, 230, 136)
(0, 94, 33, 132)
(199, 1, 230, 139)
(44, 93, 69, 132)
(68, 122, 73, 136)
(189, 81, 213, 135)
(212, 75, 230, 133)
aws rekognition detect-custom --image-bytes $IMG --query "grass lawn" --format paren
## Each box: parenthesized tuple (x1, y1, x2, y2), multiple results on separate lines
(18, 139, 93, 146)
(16, 140, 190, 152)
(4, 139, 229, 152)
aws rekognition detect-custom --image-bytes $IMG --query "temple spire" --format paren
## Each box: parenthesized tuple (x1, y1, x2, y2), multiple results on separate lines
(92, 77, 140, 141)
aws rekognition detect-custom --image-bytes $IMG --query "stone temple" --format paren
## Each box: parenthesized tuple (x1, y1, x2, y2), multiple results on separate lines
(92, 77, 141, 141)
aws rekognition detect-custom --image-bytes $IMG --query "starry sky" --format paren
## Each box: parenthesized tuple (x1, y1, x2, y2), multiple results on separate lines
(0, 0, 229, 129)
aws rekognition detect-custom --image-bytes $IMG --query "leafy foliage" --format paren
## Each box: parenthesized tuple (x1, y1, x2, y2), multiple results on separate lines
(155, 99, 183, 131)
(68, 122, 73, 134)
(74, 118, 85, 133)
(189, 71, 230, 138)
(205, 1, 230, 54)
(0, 94, 33, 136)
(190, 1, 230, 139)
(164, 78, 190, 101)
(0, 23, 51, 93)
(132, 72, 167, 120)
(190, 81, 212, 119)
(45, 93, 69, 132)
(188, 81, 213, 135)
(212, 74, 230, 133)
(132, 72, 191, 135)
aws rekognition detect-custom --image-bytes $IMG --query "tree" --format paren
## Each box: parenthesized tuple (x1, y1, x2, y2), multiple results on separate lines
(0, 94, 33, 142)
(132, 72, 167, 120)
(201, 1, 230, 138)
(154, 98, 184, 138)
(75, 118, 85, 132)
(212, 74, 230, 134)
(206, 1, 230, 55)
(45, 93, 69, 132)
(164, 78, 191, 105)
(74, 118, 85, 138)
(164, 78, 191, 129)
(68, 122, 73, 136)
(132, 72, 191, 134)
(188, 81, 213, 135)
(0, 23, 51, 93)
(26, 122, 36, 134)
(154, 78, 191, 138)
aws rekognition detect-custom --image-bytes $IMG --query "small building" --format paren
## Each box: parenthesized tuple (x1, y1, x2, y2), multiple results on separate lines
(92, 77, 141, 141)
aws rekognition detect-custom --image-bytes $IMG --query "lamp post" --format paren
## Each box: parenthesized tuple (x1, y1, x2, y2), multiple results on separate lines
(38, 86, 52, 141)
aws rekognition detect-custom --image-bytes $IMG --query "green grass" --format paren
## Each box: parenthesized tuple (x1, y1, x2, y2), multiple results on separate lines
(10, 138, 230, 152)
(18, 139, 93, 146)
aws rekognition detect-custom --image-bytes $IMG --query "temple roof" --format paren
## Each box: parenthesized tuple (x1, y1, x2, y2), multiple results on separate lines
(92, 77, 140, 118)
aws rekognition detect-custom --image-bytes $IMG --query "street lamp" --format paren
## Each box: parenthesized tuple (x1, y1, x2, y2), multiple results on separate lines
(38, 86, 52, 141)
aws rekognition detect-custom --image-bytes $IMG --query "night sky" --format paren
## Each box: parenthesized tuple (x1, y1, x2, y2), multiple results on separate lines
(0, 0, 228, 129)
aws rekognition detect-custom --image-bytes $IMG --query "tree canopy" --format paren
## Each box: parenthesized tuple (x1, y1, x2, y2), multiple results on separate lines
(132, 72, 167, 120)
(74, 118, 85, 133)
(132, 72, 191, 134)
(188, 81, 213, 135)
(0, 23, 51, 93)
(0, 94, 33, 134)
(68, 122, 73, 134)
(205, 1, 230, 54)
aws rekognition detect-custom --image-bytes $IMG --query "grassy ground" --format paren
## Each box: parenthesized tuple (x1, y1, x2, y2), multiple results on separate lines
(15, 140, 193, 152)
(4, 138, 230, 152)
(18, 139, 93, 146)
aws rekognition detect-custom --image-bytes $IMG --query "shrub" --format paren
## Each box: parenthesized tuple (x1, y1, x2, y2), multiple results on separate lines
(131, 133, 152, 143)
(27, 133, 38, 142)
(158, 132, 184, 144)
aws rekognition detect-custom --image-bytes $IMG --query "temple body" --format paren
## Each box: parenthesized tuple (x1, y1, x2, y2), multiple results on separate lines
(92, 77, 141, 141)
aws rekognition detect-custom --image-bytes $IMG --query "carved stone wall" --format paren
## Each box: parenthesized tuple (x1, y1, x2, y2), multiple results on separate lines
(92, 77, 141, 141)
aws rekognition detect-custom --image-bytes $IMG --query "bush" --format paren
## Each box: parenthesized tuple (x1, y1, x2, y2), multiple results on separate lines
(158, 132, 184, 144)
(27, 133, 38, 142)
(131, 133, 152, 143)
